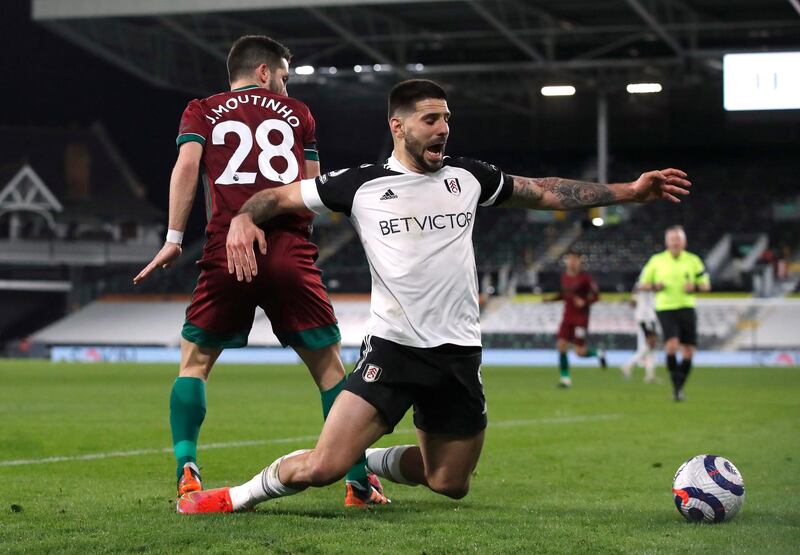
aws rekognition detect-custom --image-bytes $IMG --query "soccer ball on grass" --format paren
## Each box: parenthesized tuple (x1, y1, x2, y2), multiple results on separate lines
(672, 454, 745, 523)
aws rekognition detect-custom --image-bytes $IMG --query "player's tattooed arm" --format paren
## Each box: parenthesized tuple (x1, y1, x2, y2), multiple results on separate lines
(504, 168, 691, 210)
(239, 189, 280, 223)
(505, 176, 617, 210)
(237, 182, 306, 223)
(227, 182, 306, 282)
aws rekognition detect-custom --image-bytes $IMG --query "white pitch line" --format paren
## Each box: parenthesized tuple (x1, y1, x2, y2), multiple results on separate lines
(489, 414, 621, 428)
(0, 435, 321, 467)
(0, 414, 620, 467)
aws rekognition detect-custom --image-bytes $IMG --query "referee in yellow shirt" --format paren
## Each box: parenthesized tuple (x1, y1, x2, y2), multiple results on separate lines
(639, 226, 711, 401)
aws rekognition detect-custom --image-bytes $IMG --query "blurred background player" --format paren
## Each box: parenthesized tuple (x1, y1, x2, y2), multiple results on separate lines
(545, 252, 606, 388)
(621, 284, 659, 382)
(133, 35, 386, 506)
(639, 225, 710, 401)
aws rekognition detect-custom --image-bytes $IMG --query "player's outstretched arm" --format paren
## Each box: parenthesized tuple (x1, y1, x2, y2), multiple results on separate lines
(503, 169, 691, 210)
(133, 143, 203, 284)
(226, 182, 306, 282)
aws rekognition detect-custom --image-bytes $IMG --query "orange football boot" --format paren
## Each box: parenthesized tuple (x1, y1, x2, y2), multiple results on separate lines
(177, 487, 233, 514)
(344, 480, 391, 507)
(177, 464, 202, 496)
(367, 473, 385, 496)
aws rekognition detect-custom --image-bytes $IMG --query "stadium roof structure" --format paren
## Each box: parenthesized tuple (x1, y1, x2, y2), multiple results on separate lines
(0, 124, 163, 228)
(32, 0, 800, 115)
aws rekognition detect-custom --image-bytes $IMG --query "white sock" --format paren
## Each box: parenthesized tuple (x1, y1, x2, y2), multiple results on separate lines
(644, 352, 656, 380)
(635, 346, 652, 367)
(365, 445, 417, 486)
(228, 449, 307, 510)
(621, 356, 634, 376)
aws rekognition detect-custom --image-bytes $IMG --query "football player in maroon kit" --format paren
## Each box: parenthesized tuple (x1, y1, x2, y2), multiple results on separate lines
(546, 251, 606, 387)
(133, 35, 387, 507)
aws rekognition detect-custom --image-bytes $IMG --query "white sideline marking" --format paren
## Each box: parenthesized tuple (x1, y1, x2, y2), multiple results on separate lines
(0, 414, 620, 467)
(0, 435, 320, 467)
(489, 414, 621, 428)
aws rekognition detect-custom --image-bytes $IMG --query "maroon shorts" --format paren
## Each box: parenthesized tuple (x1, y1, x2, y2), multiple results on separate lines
(181, 229, 340, 350)
(557, 320, 589, 347)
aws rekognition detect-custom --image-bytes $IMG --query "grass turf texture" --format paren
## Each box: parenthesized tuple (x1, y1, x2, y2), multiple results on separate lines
(1, 361, 798, 554)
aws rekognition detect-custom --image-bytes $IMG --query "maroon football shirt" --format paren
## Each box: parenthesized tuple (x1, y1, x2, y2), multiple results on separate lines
(177, 85, 318, 246)
(558, 271, 599, 325)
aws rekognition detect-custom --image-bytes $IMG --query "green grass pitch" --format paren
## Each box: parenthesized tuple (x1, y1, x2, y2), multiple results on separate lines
(1, 360, 798, 553)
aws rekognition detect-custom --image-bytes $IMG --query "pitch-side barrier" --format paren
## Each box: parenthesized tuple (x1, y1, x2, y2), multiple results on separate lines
(49, 346, 800, 367)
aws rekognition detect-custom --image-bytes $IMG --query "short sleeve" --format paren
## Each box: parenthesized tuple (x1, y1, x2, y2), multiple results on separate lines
(445, 157, 513, 207)
(693, 255, 710, 286)
(303, 107, 319, 162)
(639, 257, 656, 284)
(302, 167, 364, 217)
(300, 179, 329, 215)
(176, 99, 208, 148)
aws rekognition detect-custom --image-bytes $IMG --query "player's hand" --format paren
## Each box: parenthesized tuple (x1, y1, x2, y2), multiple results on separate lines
(654, 282, 665, 291)
(684, 282, 696, 293)
(574, 297, 586, 308)
(133, 242, 182, 284)
(629, 168, 691, 203)
(226, 213, 267, 282)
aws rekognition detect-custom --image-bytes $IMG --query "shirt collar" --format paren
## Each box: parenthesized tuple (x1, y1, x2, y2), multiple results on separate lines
(387, 152, 450, 175)
(386, 153, 418, 175)
(231, 84, 260, 92)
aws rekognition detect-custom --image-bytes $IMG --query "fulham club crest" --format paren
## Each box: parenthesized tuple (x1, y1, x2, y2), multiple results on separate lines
(363, 364, 382, 382)
(444, 178, 461, 196)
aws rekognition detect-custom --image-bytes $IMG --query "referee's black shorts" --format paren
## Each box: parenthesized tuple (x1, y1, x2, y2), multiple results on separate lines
(656, 308, 697, 346)
(343, 335, 487, 436)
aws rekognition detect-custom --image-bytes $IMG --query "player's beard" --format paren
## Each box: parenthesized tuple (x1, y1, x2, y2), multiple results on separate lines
(403, 131, 445, 173)
(268, 75, 286, 96)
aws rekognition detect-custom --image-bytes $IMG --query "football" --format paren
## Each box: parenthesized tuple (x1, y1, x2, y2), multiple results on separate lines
(672, 455, 745, 523)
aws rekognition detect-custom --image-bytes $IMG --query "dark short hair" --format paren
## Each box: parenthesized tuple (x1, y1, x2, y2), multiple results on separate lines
(388, 79, 447, 117)
(565, 250, 581, 257)
(227, 35, 291, 83)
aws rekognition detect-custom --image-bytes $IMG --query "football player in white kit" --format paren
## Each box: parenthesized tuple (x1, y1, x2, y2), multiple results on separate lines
(621, 285, 659, 382)
(175, 79, 692, 514)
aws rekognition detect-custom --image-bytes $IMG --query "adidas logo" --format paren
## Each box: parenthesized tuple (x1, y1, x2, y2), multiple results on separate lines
(379, 189, 398, 200)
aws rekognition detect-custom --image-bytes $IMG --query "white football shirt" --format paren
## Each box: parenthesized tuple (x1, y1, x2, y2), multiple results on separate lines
(300, 154, 513, 348)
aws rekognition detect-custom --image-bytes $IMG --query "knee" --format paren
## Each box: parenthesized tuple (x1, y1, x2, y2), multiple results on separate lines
(179, 340, 217, 380)
(179, 351, 212, 380)
(297, 344, 345, 390)
(303, 453, 347, 487)
(426, 472, 470, 500)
